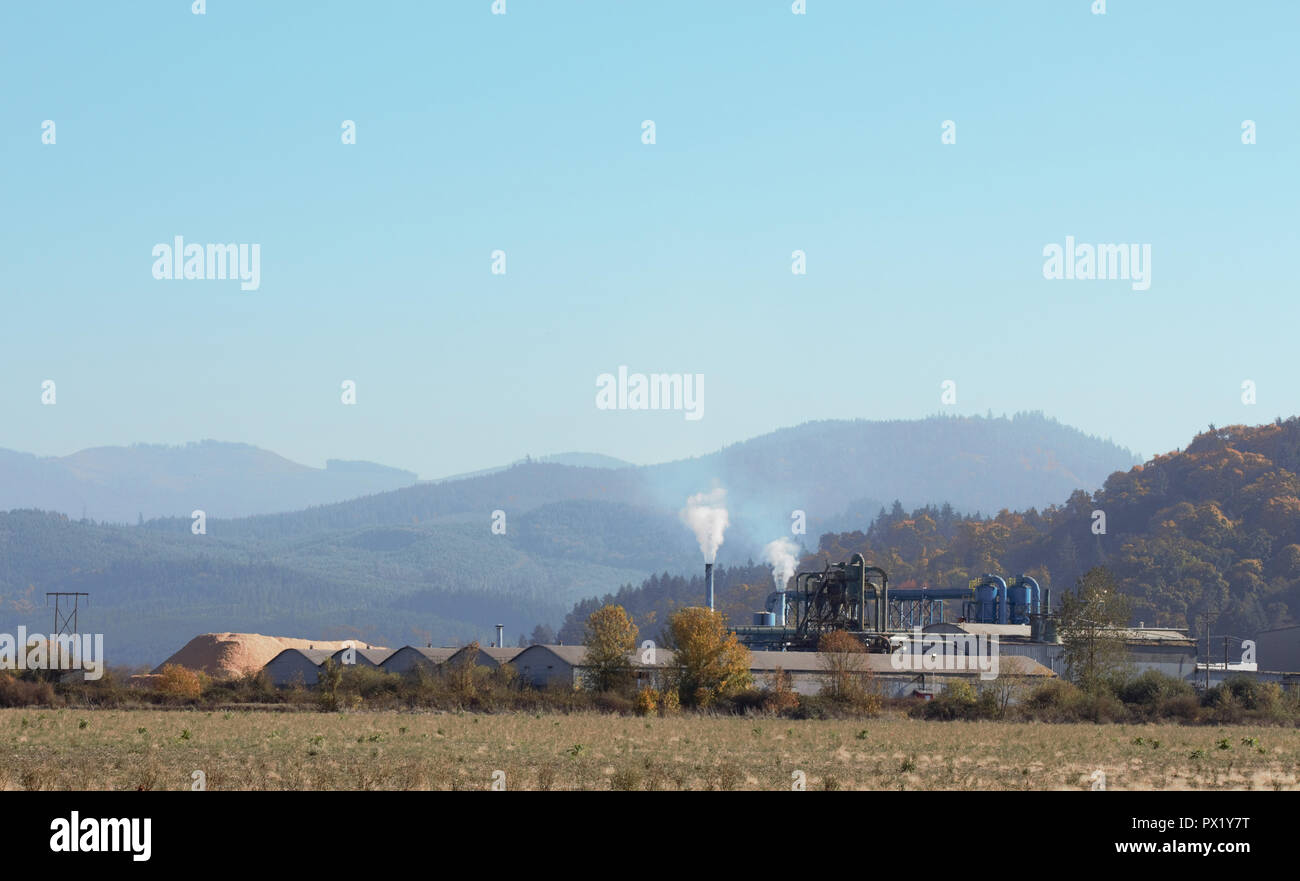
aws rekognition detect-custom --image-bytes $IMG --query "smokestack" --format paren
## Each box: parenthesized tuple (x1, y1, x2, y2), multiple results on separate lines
(763, 537, 797, 628)
(495, 624, 504, 648)
(705, 563, 715, 611)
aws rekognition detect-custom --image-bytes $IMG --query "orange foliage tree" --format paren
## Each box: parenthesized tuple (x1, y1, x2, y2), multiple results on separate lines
(664, 607, 751, 707)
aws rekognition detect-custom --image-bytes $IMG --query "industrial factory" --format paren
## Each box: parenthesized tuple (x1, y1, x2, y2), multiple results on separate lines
(731, 554, 1055, 649)
(722, 553, 1224, 683)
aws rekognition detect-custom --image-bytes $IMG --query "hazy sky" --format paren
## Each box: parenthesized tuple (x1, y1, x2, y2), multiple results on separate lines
(2, 1, 1296, 478)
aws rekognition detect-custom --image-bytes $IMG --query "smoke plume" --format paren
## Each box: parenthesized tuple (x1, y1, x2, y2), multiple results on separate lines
(763, 537, 798, 591)
(680, 488, 729, 563)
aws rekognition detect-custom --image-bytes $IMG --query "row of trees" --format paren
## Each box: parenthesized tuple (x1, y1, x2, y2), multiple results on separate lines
(582, 604, 752, 708)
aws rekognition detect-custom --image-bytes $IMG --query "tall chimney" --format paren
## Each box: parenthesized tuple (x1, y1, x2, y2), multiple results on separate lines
(495, 624, 504, 648)
(705, 563, 715, 610)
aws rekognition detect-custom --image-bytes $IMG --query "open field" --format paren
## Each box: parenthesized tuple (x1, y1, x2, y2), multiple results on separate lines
(3, 709, 1298, 791)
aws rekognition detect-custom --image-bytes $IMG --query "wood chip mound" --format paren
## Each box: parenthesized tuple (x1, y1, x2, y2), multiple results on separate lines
(152, 632, 386, 679)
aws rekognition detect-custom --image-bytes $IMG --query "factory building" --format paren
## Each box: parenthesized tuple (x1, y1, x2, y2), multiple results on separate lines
(327, 646, 393, 669)
(446, 645, 523, 669)
(746, 650, 1054, 697)
(263, 648, 334, 686)
(512, 645, 588, 688)
(1254, 624, 1300, 674)
(916, 622, 1197, 680)
(512, 645, 678, 690)
(734, 556, 1206, 685)
(381, 646, 459, 674)
(274, 641, 1055, 696)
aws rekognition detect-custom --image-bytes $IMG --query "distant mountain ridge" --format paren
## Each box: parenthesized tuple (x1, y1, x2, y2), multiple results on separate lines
(0, 413, 1139, 665)
(423, 451, 634, 485)
(0, 440, 420, 522)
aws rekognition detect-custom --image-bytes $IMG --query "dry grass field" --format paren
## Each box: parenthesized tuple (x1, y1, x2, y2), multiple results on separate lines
(3, 708, 1297, 791)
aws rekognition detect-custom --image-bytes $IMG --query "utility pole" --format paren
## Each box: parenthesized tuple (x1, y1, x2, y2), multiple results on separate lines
(47, 592, 89, 637)
(1198, 612, 1213, 690)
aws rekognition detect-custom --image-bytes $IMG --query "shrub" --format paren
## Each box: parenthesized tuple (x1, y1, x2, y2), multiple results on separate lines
(338, 665, 401, 704)
(722, 687, 769, 715)
(593, 691, 634, 714)
(0, 673, 58, 708)
(1118, 671, 1194, 706)
(634, 687, 659, 716)
(154, 664, 201, 700)
(1024, 679, 1082, 718)
(762, 668, 800, 716)
(443, 644, 481, 700)
(316, 659, 343, 711)
(917, 680, 998, 721)
(1074, 690, 1125, 723)
(1157, 693, 1202, 721)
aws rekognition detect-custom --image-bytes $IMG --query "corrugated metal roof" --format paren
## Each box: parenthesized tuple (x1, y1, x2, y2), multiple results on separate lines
(328, 646, 394, 665)
(440, 645, 524, 664)
(1117, 628, 1196, 644)
(923, 623, 1033, 637)
(398, 646, 459, 662)
(479, 646, 523, 662)
(265, 648, 334, 665)
(514, 645, 678, 668)
(521, 644, 587, 666)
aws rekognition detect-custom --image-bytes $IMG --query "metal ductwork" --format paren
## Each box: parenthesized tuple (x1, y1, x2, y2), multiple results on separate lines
(970, 574, 1007, 624)
(849, 553, 889, 633)
(1012, 575, 1041, 618)
(1041, 585, 1057, 642)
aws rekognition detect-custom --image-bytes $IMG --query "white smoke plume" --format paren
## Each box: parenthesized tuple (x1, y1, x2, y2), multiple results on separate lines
(763, 537, 798, 592)
(680, 488, 729, 563)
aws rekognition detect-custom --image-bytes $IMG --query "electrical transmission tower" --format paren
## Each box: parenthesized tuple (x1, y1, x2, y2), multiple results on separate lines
(46, 592, 89, 636)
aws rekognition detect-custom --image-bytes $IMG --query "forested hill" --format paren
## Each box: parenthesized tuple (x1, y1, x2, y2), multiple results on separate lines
(640, 411, 1138, 530)
(0, 413, 1138, 665)
(561, 419, 1300, 641)
(815, 419, 1300, 636)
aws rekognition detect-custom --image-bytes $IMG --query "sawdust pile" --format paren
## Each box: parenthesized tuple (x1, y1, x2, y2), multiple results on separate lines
(152, 632, 385, 679)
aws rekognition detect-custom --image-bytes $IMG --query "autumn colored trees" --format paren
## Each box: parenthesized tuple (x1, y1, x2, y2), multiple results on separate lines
(583, 604, 637, 693)
(663, 607, 751, 707)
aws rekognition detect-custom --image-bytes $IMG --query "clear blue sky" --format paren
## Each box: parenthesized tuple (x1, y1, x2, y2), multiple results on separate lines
(2, 1, 1296, 477)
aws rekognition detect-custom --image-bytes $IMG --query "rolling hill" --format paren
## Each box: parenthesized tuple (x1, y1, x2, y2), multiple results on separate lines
(0, 412, 1138, 665)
